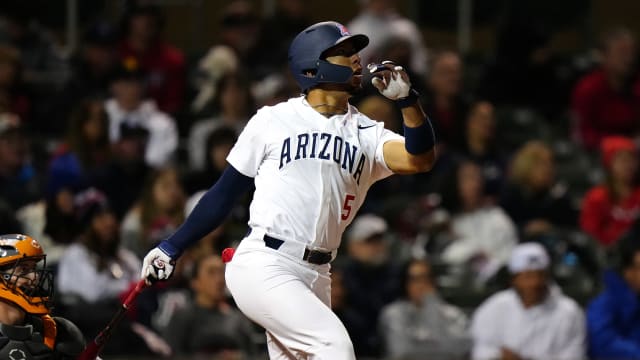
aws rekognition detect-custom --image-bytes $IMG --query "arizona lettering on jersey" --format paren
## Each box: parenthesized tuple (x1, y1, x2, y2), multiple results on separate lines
(279, 132, 366, 185)
(226, 96, 402, 250)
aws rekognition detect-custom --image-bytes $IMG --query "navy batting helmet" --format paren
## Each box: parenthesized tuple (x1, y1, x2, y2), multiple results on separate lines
(288, 21, 369, 92)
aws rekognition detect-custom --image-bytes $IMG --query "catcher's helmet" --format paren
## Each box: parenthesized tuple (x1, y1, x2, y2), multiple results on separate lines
(0, 234, 53, 314)
(288, 21, 369, 92)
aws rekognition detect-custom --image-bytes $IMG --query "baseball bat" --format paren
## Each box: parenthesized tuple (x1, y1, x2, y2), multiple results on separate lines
(76, 279, 149, 360)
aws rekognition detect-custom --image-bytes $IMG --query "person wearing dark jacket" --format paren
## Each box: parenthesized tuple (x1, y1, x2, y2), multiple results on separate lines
(587, 236, 640, 359)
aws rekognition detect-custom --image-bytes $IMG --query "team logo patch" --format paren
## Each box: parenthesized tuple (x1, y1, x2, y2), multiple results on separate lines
(31, 239, 40, 248)
(9, 348, 27, 360)
(336, 23, 350, 36)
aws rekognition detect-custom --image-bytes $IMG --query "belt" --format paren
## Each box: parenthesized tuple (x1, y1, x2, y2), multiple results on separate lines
(263, 234, 332, 265)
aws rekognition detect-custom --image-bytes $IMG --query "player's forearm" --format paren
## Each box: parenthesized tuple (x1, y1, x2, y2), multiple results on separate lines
(398, 94, 436, 171)
(159, 166, 253, 259)
(400, 101, 426, 128)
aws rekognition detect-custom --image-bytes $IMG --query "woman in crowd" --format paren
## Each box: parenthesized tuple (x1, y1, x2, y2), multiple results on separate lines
(438, 161, 518, 285)
(120, 166, 186, 257)
(500, 141, 577, 240)
(581, 136, 640, 247)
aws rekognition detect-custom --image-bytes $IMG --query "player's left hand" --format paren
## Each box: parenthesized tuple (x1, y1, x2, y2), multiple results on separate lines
(368, 61, 412, 100)
(141, 247, 175, 284)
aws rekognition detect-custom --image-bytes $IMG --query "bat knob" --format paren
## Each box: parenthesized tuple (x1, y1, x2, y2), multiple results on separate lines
(222, 248, 235, 263)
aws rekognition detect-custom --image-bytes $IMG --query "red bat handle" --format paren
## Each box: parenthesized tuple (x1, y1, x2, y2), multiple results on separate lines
(76, 279, 149, 360)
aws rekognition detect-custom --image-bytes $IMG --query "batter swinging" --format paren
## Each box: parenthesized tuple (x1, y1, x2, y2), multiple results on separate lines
(141, 21, 436, 359)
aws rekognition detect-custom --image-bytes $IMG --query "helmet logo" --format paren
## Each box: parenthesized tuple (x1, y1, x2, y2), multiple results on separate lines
(31, 239, 40, 249)
(336, 23, 350, 36)
(9, 348, 27, 360)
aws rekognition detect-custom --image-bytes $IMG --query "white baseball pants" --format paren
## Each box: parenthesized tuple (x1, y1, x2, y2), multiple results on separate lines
(225, 236, 355, 360)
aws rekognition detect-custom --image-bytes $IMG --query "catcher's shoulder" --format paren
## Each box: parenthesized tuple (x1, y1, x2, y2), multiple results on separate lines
(53, 316, 86, 357)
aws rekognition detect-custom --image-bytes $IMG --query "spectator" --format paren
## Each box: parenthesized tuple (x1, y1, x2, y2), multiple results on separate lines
(0, 112, 40, 211)
(43, 185, 80, 246)
(571, 27, 640, 151)
(56, 188, 155, 356)
(379, 258, 470, 360)
(217, 1, 262, 74)
(587, 236, 640, 359)
(57, 188, 140, 304)
(94, 121, 151, 219)
(470, 242, 586, 360)
(341, 214, 402, 357)
(0, 45, 30, 124)
(453, 100, 505, 197)
(188, 72, 254, 171)
(54, 22, 118, 133)
(47, 98, 111, 197)
(184, 126, 237, 195)
(501, 141, 577, 240)
(421, 50, 469, 147)
(580, 136, 640, 246)
(438, 161, 518, 284)
(347, 0, 428, 76)
(164, 254, 256, 357)
(0, 8, 70, 129)
(69, 22, 118, 99)
(105, 60, 178, 168)
(118, 5, 186, 114)
(121, 167, 185, 258)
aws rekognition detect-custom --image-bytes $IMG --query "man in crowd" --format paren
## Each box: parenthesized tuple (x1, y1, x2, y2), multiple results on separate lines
(587, 236, 640, 358)
(470, 242, 585, 360)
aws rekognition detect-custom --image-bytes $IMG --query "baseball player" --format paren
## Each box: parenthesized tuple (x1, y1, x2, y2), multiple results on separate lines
(0, 234, 85, 359)
(141, 21, 436, 359)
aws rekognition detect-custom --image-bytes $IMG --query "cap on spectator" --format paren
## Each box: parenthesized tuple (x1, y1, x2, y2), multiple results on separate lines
(74, 187, 111, 229)
(601, 136, 636, 169)
(348, 214, 388, 243)
(508, 242, 550, 274)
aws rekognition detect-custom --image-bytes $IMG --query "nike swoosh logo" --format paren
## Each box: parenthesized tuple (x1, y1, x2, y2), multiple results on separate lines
(357, 124, 376, 129)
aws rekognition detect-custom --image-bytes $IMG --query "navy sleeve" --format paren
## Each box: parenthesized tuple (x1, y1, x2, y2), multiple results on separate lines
(158, 166, 253, 259)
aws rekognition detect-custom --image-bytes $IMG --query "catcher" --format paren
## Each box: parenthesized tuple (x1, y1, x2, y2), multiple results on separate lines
(0, 233, 85, 359)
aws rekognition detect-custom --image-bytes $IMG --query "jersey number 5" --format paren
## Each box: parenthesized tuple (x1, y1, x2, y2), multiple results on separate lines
(341, 194, 356, 220)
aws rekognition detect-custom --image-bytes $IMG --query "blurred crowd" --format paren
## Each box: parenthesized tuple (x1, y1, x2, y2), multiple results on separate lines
(1, 0, 640, 359)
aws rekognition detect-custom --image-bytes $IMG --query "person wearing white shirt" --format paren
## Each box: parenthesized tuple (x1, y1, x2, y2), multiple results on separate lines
(105, 63, 178, 168)
(470, 242, 586, 360)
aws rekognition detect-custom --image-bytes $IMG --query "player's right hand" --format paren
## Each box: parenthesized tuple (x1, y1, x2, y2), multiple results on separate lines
(141, 247, 175, 284)
(368, 61, 412, 100)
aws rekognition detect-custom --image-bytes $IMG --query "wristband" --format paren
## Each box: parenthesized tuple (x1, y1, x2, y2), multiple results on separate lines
(396, 88, 419, 108)
(403, 117, 436, 155)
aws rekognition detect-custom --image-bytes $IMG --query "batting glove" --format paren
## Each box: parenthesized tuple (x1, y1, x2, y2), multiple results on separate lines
(141, 246, 175, 284)
(369, 61, 412, 100)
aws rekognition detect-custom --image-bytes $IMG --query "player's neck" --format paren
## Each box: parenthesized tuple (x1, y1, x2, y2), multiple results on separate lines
(0, 300, 26, 325)
(306, 89, 350, 117)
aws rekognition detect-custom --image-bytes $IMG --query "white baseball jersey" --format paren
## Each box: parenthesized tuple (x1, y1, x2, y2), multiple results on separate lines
(227, 96, 402, 251)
